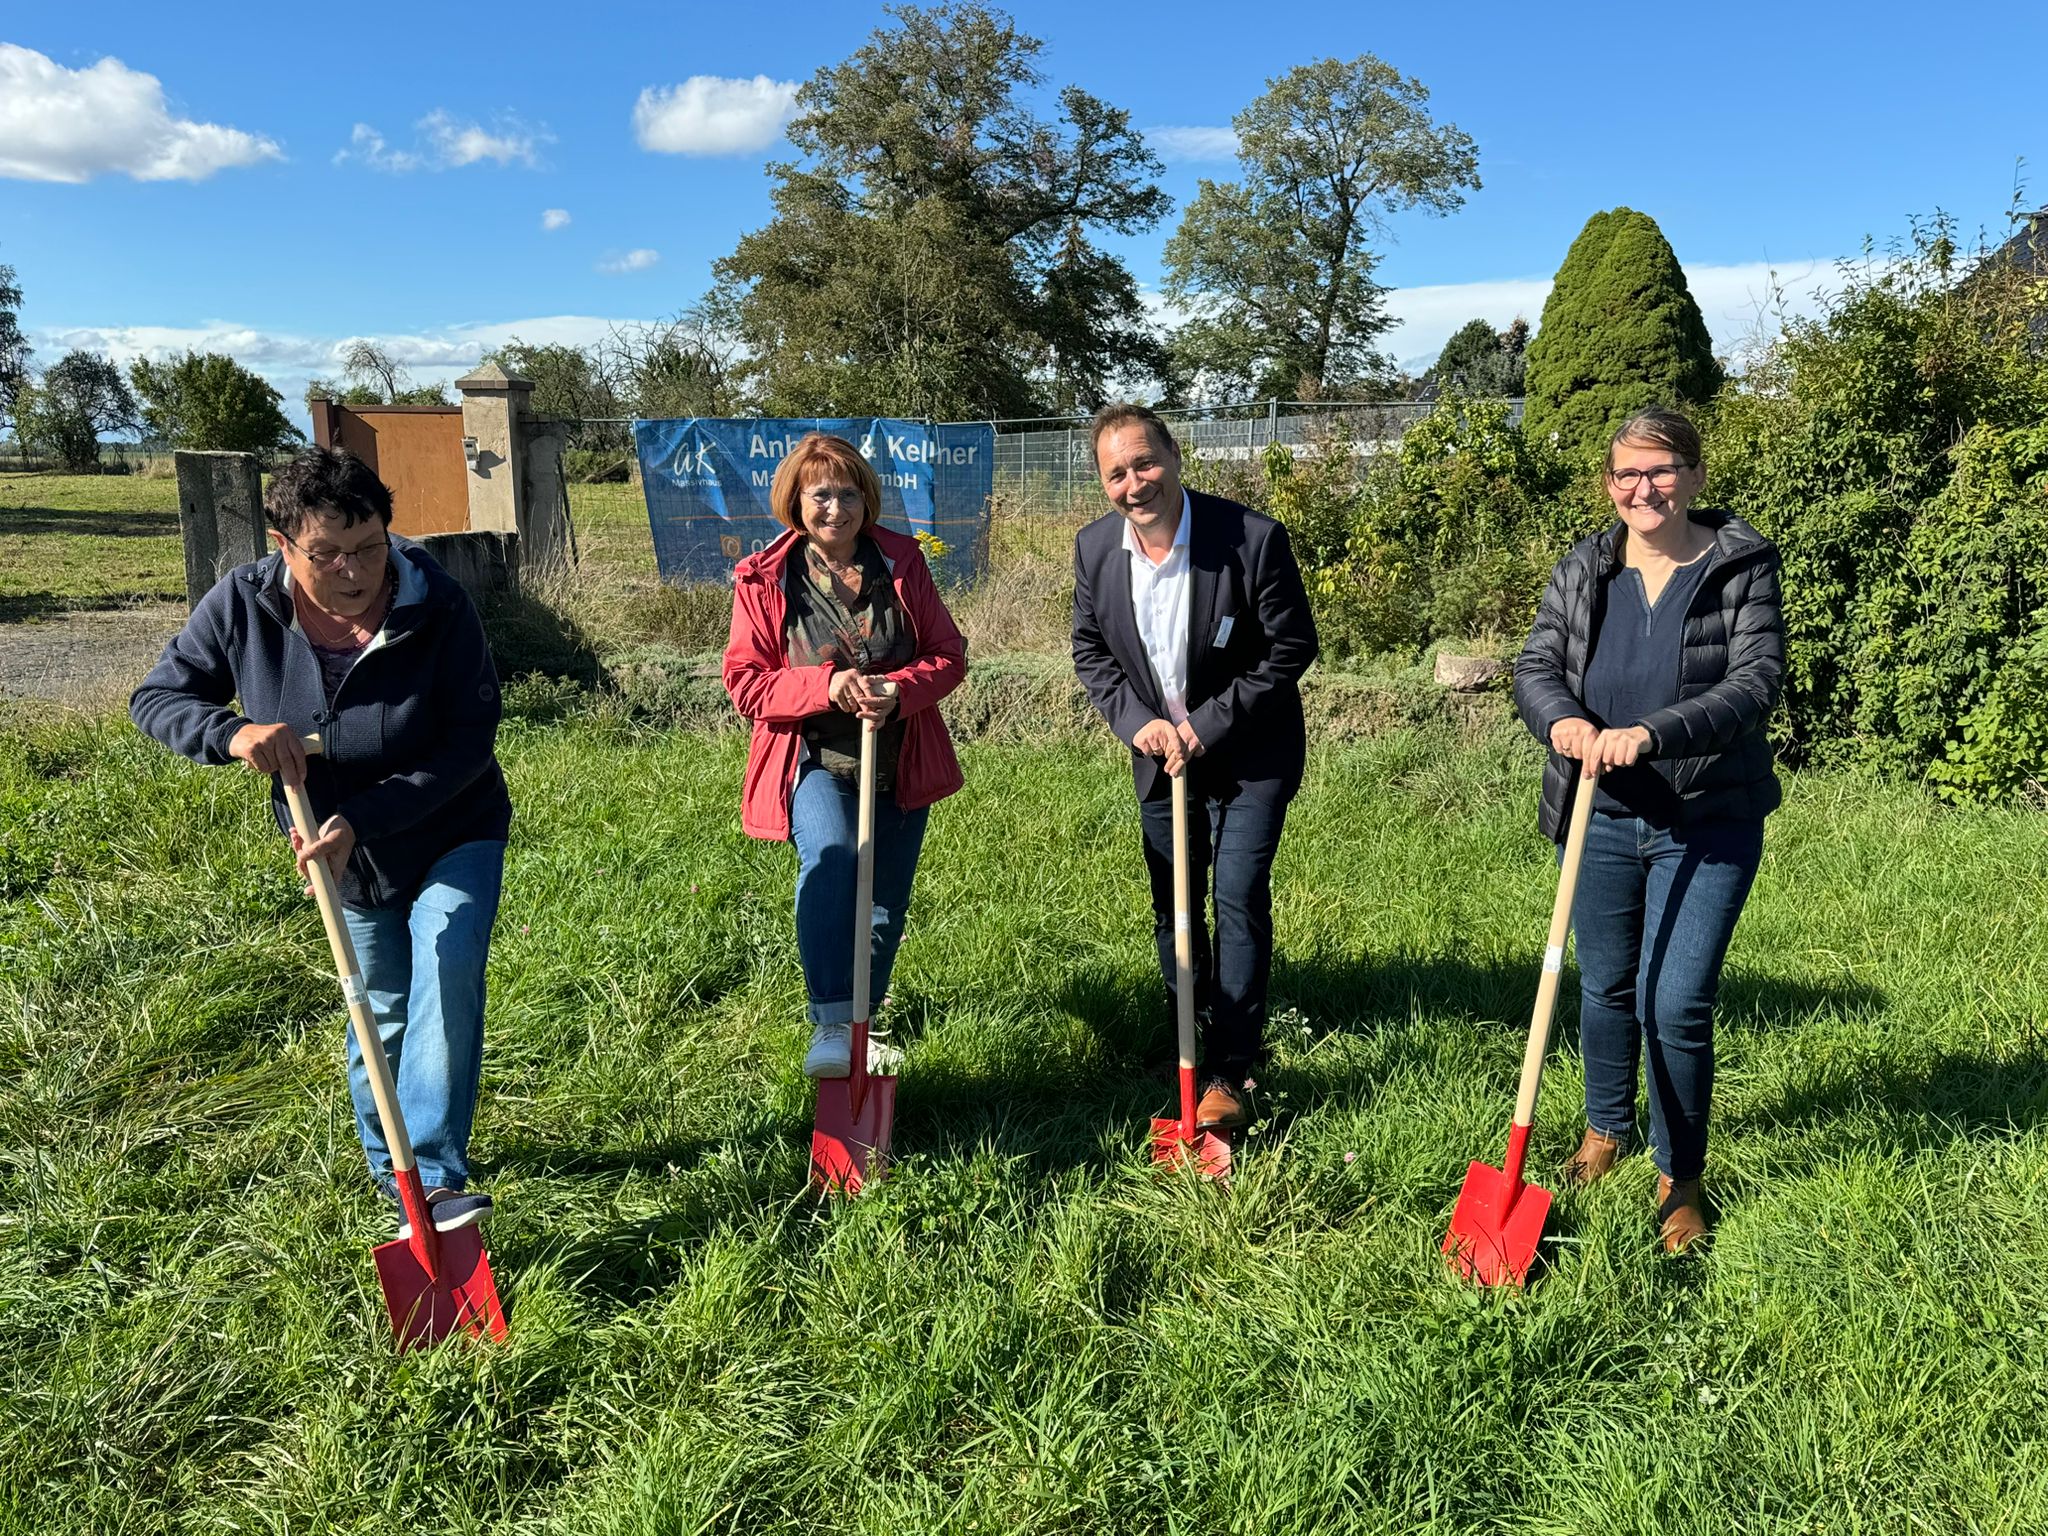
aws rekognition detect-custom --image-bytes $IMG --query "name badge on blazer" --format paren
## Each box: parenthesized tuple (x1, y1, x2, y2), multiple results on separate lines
(1213, 615, 1235, 648)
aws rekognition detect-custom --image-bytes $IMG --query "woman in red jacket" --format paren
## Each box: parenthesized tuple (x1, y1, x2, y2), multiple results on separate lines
(723, 432, 969, 1077)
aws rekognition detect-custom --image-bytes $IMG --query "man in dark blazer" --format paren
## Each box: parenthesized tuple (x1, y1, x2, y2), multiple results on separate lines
(1071, 403, 1319, 1129)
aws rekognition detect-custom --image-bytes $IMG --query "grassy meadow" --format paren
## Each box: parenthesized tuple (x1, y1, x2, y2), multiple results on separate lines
(3, 700, 2047, 1533)
(0, 472, 185, 621)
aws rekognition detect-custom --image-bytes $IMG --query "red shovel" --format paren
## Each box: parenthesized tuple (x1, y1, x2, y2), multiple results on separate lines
(1443, 765, 1598, 1286)
(812, 681, 899, 1193)
(285, 736, 508, 1349)
(1150, 770, 1231, 1179)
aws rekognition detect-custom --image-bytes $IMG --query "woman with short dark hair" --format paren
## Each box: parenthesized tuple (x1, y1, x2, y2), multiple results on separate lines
(1513, 407, 1784, 1251)
(132, 445, 512, 1240)
(722, 432, 967, 1078)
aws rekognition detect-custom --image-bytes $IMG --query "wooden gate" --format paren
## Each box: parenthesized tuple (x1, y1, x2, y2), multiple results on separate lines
(310, 401, 468, 535)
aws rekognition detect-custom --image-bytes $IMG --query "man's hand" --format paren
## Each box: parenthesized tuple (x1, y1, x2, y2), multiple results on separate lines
(230, 722, 308, 787)
(289, 815, 356, 894)
(1133, 718, 1187, 776)
(1587, 725, 1652, 774)
(1175, 718, 1205, 759)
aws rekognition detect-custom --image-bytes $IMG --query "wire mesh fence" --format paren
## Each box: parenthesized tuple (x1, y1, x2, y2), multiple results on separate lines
(988, 398, 1524, 514)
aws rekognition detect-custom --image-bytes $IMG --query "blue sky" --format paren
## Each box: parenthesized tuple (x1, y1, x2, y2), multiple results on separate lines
(3, 0, 2044, 419)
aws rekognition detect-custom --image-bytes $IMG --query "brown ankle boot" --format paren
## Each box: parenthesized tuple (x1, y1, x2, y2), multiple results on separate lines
(1564, 1128, 1625, 1187)
(1656, 1175, 1708, 1252)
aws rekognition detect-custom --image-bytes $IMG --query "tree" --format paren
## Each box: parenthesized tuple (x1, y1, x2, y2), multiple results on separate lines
(0, 264, 28, 441)
(1164, 54, 1480, 400)
(129, 350, 301, 458)
(1521, 208, 1723, 462)
(1423, 316, 1528, 398)
(715, 3, 1170, 418)
(18, 350, 136, 470)
(306, 340, 452, 408)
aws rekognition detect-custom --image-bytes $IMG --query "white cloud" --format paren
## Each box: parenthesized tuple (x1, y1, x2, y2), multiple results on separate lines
(1147, 126, 1238, 163)
(541, 207, 572, 231)
(1380, 259, 1841, 373)
(633, 75, 799, 156)
(597, 248, 660, 274)
(336, 111, 550, 172)
(31, 313, 657, 427)
(0, 43, 282, 183)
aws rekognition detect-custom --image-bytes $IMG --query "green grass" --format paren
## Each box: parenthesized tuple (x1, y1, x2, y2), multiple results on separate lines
(3, 707, 2046, 1533)
(0, 472, 185, 620)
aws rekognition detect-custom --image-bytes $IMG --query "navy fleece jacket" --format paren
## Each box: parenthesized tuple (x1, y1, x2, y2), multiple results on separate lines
(131, 540, 514, 908)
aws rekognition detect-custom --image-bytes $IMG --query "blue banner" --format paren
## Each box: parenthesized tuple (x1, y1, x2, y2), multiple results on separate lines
(633, 418, 994, 585)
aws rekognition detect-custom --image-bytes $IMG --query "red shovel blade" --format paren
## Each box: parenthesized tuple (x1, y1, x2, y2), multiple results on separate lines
(1442, 1159, 1553, 1287)
(370, 1226, 509, 1351)
(1150, 1116, 1232, 1180)
(812, 1072, 897, 1194)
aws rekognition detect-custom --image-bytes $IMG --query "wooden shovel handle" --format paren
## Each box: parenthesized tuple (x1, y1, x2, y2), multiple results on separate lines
(850, 679, 897, 1026)
(1510, 768, 1599, 1130)
(283, 733, 417, 1176)
(1172, 771, 1195, 1086)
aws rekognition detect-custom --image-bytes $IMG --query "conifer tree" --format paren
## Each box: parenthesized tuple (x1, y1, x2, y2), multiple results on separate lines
(1523, 207, 1721, 461)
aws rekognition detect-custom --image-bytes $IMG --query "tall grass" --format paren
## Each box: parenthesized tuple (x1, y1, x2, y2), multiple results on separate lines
(2, 709, 2045, 1531)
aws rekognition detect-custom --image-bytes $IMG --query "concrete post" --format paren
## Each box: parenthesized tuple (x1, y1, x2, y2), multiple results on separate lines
(455, 362, 533, 537)
(174, 450, 265, 609)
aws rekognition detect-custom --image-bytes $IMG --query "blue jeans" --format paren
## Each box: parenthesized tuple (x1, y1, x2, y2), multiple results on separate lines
(1569, 813, 1763, 1181)
(339, 839, 504, 1193)
(789, 763, 929, 1027)
(1138, 777, 1291, 1081)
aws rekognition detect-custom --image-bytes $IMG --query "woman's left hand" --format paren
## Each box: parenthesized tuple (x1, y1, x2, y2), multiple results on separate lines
(1588, 726, 1653, 772)
(289, 815, 357, 894)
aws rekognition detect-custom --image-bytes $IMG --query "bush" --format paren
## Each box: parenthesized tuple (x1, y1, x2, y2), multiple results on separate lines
(1706, 211, 2048, 795)
(1234, 396, 1573, 659)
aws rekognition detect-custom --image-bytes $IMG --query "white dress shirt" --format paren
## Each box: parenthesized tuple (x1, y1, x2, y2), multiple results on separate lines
(1124, 490, 1192, 725)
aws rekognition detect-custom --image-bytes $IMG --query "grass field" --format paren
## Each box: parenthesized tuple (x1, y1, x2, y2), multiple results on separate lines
(4, 705, 2046, 1533)
(0, 473, 185, 621)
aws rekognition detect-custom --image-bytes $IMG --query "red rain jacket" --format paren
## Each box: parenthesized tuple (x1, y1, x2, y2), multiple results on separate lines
(723, 524, 967, 841)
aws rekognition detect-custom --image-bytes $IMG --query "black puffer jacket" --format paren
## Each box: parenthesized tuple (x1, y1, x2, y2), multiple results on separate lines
(1513, 510, 1784, 841)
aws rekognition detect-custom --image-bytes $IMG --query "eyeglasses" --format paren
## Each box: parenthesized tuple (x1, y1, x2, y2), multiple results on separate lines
(803, 488, 864, 511)
(281, 531, 392, 571)
(1607, 464, 1696, 492)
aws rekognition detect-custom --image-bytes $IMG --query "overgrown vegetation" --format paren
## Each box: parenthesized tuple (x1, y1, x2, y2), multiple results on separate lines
(2, 711, 2044, 1532)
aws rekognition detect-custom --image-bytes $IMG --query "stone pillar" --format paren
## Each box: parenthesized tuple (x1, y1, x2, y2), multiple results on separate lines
(174, 450, 265, 609)
(456, 363, 533, 538)
(520, 418, 576, 574)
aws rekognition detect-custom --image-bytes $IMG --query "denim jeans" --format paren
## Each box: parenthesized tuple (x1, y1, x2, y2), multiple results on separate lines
(789, 762, 930, 1027)
(1137, 776, 1291, 1081)
(340, 839, 504, 1193)
(1569, 813, 1763, 1180)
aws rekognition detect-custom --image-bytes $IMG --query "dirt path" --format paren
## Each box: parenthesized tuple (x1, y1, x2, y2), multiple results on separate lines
(0, 603, 186, 710)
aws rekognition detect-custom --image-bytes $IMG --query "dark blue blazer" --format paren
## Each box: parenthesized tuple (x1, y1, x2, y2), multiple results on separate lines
(1071, 489, 1319, 801)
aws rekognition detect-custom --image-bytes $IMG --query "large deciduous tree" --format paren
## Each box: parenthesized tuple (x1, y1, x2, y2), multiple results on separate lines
(130, 350, 301, 459)
(0, 264, 29, 441)
(716, 3, 1169, 419)
(1164, 54, 1479, 401)
(19, 350, 136, 470)
(1522, 207, 1722, 462)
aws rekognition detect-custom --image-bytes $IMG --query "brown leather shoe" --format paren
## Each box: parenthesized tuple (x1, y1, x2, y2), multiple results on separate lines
(1657, 1176, 1708, 1252)
(1564, 1128, 1626, 1187)
(1194, 1077, 1251, 1131)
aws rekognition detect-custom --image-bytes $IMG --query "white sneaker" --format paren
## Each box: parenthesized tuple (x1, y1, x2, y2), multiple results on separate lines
(804, 1022, 852, 1078)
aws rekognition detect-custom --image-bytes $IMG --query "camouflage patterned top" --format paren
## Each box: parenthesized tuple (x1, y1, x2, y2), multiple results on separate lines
(783, 534, 913, 787)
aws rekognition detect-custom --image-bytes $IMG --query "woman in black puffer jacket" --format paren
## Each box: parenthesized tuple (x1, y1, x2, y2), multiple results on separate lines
(1513, 406, 1784, 1253)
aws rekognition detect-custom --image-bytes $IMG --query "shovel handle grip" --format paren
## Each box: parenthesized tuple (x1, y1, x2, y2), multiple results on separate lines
(283, 734, 418, 1177)
(1510, 770, 1599, 1129)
